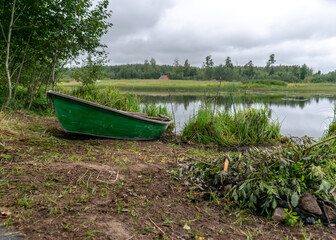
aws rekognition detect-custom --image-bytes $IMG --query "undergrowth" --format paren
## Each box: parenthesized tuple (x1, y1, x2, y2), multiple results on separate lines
(175, 135, 336, 218)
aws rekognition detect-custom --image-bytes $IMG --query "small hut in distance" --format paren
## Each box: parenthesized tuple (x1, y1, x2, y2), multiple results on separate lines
(159, 75, 170, 80)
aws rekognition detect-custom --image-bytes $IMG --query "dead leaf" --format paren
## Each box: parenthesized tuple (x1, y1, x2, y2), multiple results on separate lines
(1, 210, 12, 217)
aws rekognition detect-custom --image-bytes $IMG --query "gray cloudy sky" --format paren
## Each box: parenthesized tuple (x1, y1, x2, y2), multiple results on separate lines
(101, 0, 336, 73)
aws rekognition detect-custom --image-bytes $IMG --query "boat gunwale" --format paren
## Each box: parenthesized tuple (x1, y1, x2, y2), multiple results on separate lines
(47, 90, 172, 125)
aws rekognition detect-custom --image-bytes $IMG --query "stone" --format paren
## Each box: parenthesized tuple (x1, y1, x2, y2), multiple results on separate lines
(298, 192, 322, 216)
(272, 207, 286, 222)
(323, 204, 336, 223)
(305, 217, 316, 225)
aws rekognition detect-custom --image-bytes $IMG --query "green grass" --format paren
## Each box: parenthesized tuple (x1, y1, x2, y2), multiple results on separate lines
(67, 85, 173, 125)
(181, 103, 281, 146)
(61, 79, 241, 93)
(59, 79, 336, 94)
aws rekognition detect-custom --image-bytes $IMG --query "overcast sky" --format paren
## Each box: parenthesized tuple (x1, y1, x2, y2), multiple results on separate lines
(101, 0, 336, 73)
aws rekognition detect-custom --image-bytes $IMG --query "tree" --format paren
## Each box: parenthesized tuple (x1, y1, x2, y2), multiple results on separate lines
(224, 56, 234, 81)
(73, 54, 105, 86)
(266, 54, 276, 75)
(244, 60, 255, 79)
(183, 59, 190, 77)
(205, 55, 214, 68)
(204, 55, 214, 80)
(173, 57, 180, 67)
(150, 57, 156, 67)
(300, 64, 308, 80)
(0, 0, 112, 108)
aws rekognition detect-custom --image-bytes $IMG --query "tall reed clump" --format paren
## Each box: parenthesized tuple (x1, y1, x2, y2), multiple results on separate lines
(181, 104, 281, 146)
(70, 85, 172, 120)
(325, 104, 336, 137)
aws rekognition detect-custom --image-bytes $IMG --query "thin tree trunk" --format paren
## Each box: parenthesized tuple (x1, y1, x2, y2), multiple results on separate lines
(4, 0, 16, 108)
(28, 67, 38, 110)
(51, 54, 58, 91)
(44, 71, 52, 96)
(13, 33, 31, 100)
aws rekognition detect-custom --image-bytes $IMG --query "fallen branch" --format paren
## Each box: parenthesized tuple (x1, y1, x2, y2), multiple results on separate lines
(148, 217, 165, 235)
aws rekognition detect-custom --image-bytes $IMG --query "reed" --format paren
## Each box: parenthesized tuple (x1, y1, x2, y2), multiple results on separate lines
(325, 104, 336, 137)
(70, 85, 172, 119)
(181, 103, 281, 146)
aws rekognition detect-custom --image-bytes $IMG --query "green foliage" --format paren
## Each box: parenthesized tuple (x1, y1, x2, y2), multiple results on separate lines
(283, 209, 299, 226)
(0, 0, 112, 109)
(73, 55, 106, 86)
(60, 60, 327, 83)
(178, 135, 336, 217)
(181, 103, 281, 146)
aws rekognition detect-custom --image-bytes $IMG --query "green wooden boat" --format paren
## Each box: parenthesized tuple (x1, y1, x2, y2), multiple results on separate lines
(47, 91, 172, 140)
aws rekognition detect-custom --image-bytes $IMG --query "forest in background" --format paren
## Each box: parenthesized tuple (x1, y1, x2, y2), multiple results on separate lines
(64, 54, 336, 84)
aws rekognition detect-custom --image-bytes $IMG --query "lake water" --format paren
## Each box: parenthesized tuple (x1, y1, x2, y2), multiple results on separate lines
(139, 93, 336, 138)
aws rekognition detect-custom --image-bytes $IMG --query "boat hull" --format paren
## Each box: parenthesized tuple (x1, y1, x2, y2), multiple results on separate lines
(48, 91, 171, 140)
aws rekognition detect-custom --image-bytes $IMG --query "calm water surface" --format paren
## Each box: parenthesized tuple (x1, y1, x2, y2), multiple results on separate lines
(140, 93, 336, 138)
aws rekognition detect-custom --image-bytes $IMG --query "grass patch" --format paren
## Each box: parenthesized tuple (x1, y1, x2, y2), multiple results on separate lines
(68, 85, 172, 120)
(181, 103, 281, 146)
(60, 79, 336, 94)
(242, 79, 288, 87)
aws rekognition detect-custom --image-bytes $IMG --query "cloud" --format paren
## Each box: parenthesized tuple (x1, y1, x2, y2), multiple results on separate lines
(101, 0, 336, 72)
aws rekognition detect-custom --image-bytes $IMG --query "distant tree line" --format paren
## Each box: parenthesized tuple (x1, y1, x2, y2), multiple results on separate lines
(66, 54, 336, 84)
(0, 0, 111, 110)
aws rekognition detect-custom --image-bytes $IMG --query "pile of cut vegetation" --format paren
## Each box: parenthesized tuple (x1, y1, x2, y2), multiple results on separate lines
(173, 135, 336, 226)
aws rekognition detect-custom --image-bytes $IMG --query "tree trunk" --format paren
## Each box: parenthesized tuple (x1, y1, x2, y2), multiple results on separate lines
(28, 67, 38, 110)
(44, 71, 52, 96)
(13, 33, 31, 100)
(4, 0, 16, 108)
(51, 54, 58, 91)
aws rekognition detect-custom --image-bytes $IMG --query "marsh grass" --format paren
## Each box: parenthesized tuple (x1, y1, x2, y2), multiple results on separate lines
(60, 79, 336, 94)
(325, 104, 336, 137)
(181, 102, 281, 146)
(61, 79, 240, 93)
(70, 85, 172, 124)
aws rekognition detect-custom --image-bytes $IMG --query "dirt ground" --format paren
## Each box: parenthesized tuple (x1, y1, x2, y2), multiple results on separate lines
(1, 111, 336, 240)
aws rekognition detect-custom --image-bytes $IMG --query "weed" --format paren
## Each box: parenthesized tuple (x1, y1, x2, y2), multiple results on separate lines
(21, 194, 31, 208)
(84, 230, 100, 239)
(232, 217, 253, 225)
(283, 209, 299, 226)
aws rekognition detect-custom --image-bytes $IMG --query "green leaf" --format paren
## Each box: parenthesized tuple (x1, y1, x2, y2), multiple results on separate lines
(319, 180, 331, 192)
(272, 198, 277, 209)
(291, 192, 299, 208)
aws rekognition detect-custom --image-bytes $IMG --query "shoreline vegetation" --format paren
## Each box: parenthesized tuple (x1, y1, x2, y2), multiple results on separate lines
(60, 79, 336, 95)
